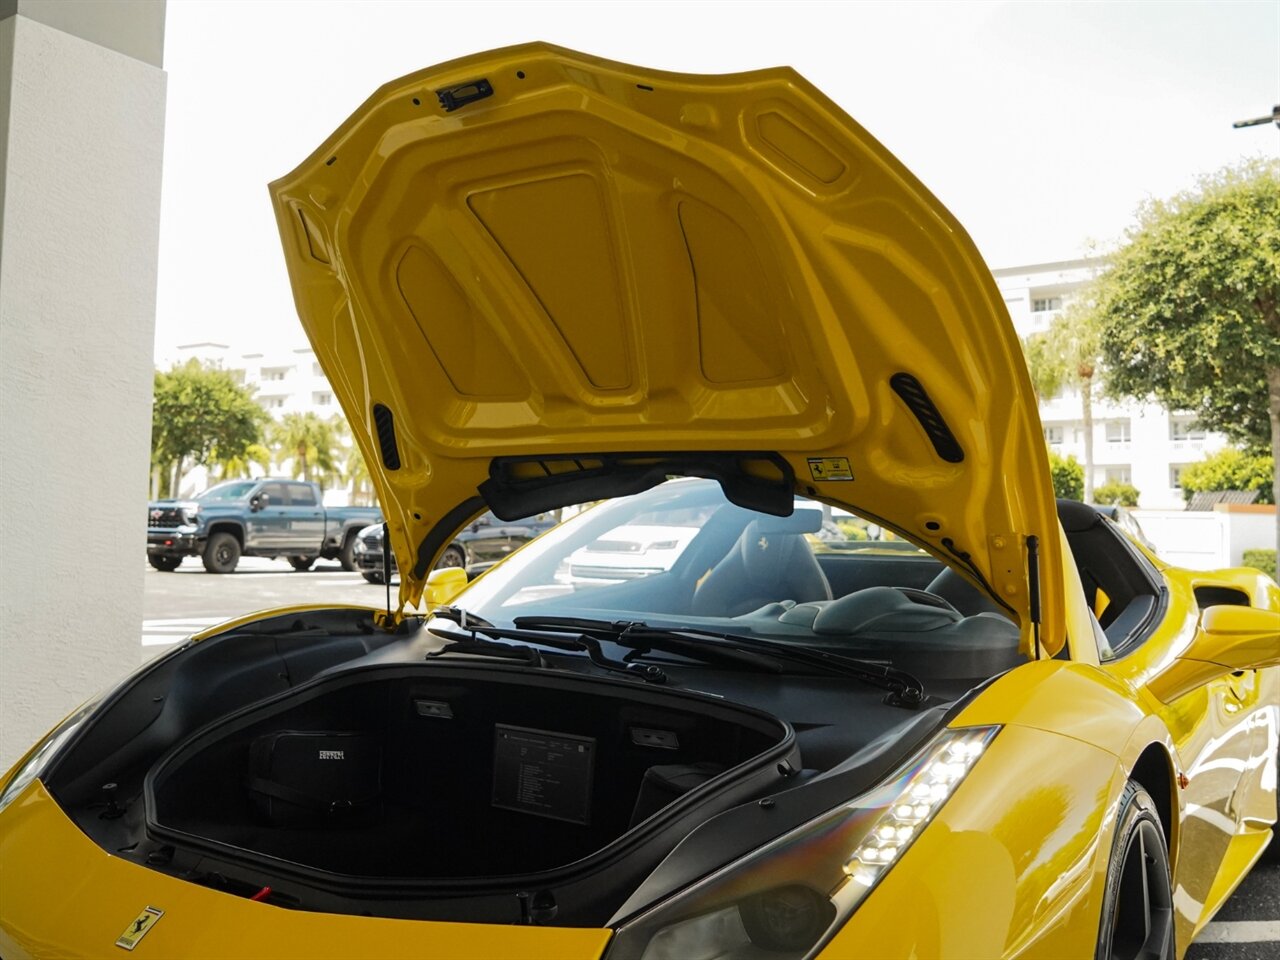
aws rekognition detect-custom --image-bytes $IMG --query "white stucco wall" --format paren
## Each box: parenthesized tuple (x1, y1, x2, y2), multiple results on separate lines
(0, 11, 165, 766)
(1133, 508, 1276, 570)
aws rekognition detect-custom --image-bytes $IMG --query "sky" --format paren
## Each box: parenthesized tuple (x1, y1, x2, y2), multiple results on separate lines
(153, 0, 1279, 361)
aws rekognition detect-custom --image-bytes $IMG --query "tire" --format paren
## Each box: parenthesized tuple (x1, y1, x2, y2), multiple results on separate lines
(1095, 781, 1175, 960)
(435, 545, 466, 570)
(362, 571, 384, 585)
(148, 555, 181, 572)
(288, 556, 316, 572)
(1271, 737, 1280, 857)
(201, 532, 241, 574)
(339, 532, 360, 572)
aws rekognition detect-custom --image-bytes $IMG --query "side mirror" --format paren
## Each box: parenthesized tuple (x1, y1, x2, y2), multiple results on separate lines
(249, 494, 265, 512)
(425, 566, 468, 608)
(1198, 605, 1280, 668)
(1148, 604, 1280, 703)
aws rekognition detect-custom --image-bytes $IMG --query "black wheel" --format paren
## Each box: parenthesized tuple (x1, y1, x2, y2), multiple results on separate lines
(362, 571, 384, 585)
(288, 556, 316, 572)
(339, 532, 360, 572)
(1096, 781, 1174, 960)
(148, 555, 181, 572)
(201, 532, 241, 574)
(1270, 737, 1280, 858)
(435, 545, 465, 570)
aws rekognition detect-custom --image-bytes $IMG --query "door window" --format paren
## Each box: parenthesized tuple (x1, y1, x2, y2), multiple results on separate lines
(261, 483, 289, 507)
(288, 484, 318, 507)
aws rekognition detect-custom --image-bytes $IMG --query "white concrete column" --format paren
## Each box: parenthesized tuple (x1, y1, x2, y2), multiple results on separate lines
(0, 0, 165, 767)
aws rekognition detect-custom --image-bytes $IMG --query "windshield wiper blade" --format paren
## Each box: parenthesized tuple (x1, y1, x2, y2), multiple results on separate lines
(511, 615, 927, 708)
(510, 616, 787, 675)
(426, 615, 669, 683)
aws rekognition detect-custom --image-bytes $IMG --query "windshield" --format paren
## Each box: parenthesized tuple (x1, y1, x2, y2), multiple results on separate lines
(456, 480, 1021, 682)
(195, 481, 258, 502)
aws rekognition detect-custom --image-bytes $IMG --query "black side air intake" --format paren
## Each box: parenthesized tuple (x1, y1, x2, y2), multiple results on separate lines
(889, 373, 964, 464)
(372, 404, 401, 470)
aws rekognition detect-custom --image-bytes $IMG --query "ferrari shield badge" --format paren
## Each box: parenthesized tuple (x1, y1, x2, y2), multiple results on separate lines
(115, 906, 163, 950)
(807, 457, 854, 481)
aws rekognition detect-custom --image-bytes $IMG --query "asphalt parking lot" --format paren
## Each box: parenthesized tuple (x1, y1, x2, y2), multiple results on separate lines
(143, 560, 1278, 954)
(141, 555, 395, 654)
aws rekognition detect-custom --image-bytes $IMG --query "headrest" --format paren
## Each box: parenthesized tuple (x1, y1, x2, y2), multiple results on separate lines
(1056, 498, 1104, 534)
(738, 518, 815, 585)
(752, 508, 823, 535)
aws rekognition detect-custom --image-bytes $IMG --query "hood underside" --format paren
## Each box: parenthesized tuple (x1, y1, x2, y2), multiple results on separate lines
(270, 43, 1063, 651)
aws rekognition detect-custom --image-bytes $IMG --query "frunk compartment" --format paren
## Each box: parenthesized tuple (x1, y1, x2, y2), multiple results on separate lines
(145, 663, 793, 882)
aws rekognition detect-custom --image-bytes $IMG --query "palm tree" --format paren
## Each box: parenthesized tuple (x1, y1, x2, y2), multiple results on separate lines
(1023, 300, 1103, 502)
(340, 443, 375, 506)
(211, 442, 272, 480)
(270, 412, 344, 490)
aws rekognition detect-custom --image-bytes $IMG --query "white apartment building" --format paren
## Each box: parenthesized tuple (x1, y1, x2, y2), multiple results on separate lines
(162, 258, 1225, 508)
(169, 341, 339, 420)
(994, 259, 1227, 509)
(160, 341, 353, 501)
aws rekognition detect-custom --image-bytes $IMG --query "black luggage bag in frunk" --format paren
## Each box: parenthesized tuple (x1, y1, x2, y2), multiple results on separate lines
(248, 731, 382, 825)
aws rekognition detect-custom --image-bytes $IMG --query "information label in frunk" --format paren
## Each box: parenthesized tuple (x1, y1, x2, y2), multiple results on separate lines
(492, 724, 595, 824)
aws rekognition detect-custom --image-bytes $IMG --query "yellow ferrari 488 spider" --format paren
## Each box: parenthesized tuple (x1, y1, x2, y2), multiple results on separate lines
(1, 44, 1276, 960)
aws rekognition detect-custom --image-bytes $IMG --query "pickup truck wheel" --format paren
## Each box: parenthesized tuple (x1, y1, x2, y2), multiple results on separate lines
(148, 555, 181, 572)
(288, 556, 316, 572)
(435, 545, 466, 569)
(202, 533, 241, 574)
(339, 532, 360, 572)
(362, 571, 385, 585)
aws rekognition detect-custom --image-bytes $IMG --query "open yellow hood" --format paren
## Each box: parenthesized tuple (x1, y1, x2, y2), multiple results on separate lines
(270, 44, 1063, 651)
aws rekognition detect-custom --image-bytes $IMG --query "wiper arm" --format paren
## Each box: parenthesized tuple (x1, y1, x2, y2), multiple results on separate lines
(512, 616, 926, 708)
(426, 615, 668, 683)
(425, 630, 545, 667)
(511, 616, 786, 675)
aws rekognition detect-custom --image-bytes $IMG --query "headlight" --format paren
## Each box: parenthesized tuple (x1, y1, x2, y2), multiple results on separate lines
(0, 694, 105, 814)
(607, 726, 999, 960)
(180, 504, 201, 524)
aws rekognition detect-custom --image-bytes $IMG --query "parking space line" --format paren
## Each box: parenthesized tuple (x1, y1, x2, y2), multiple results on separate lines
(1197, 920, 1280, 943)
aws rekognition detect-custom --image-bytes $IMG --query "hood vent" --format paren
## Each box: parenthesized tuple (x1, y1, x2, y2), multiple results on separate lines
(372, 404, 402, 470)
(889, 373, 964, 464)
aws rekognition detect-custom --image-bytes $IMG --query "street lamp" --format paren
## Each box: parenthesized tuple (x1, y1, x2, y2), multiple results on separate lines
(1232, 105, 1280, 129)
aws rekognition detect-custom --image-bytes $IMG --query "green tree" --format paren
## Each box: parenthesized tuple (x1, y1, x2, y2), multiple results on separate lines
(212, 441, 272, 481)
(1093, 482, 1141, 507)
(1048, 451, 1084, 501)
(151, 361, 268, 498)
(1179, 447, 1274, 504)
(1092, 158, 1280, 552)
(339, 442, 376, 506)
(270, 412, 344, 489)
(1023, 300, 1103, 501)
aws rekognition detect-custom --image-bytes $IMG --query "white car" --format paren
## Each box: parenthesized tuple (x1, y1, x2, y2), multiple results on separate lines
(562, 523, 701, 584)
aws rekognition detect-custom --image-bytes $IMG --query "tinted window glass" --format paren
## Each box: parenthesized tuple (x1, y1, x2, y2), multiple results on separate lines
(262, 483, 289, 506)
(196, 481, 258, 502)
(288, 484, 318, 507)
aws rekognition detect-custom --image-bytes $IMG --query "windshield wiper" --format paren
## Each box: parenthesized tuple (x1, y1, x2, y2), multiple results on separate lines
(512, 616, 927, 708)
(425, 631, 545, 667)
(427, 614, 670, 683)
(427, 610, 784, 683)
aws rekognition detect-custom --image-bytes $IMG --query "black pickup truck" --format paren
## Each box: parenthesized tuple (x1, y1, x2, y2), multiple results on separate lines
(147, 479, 382, 574)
